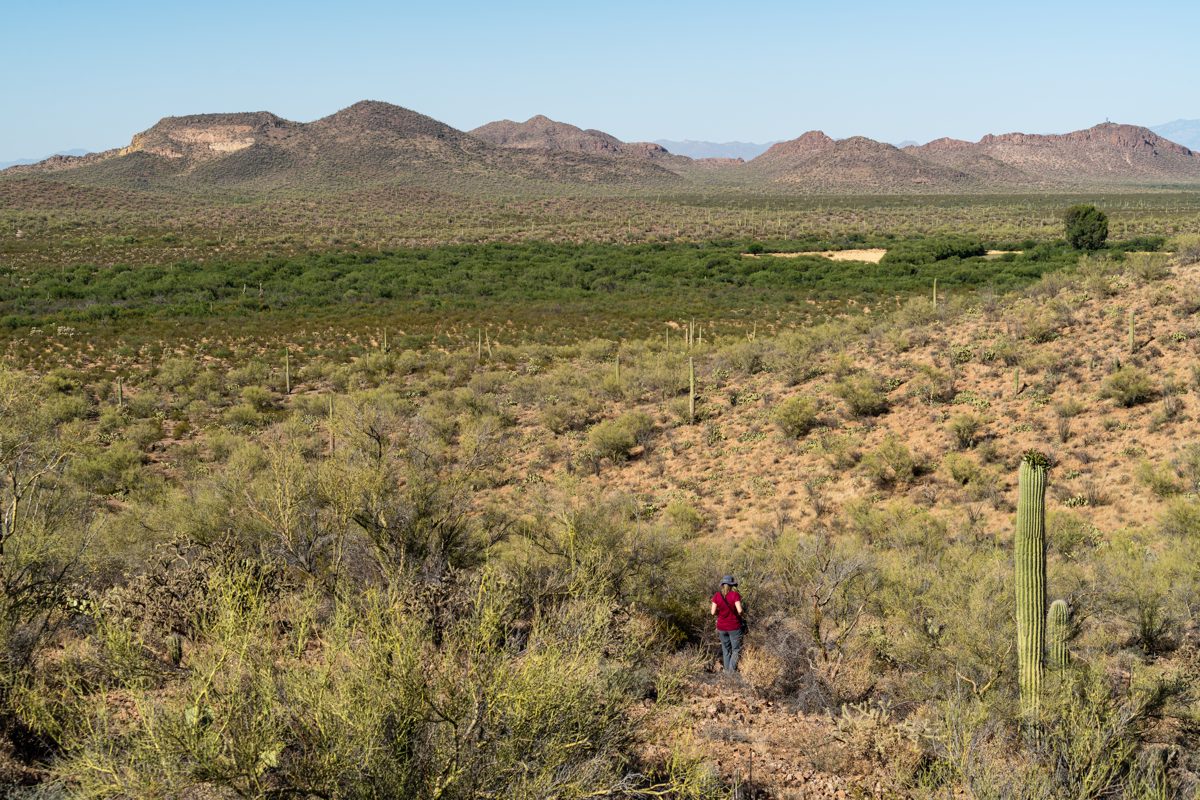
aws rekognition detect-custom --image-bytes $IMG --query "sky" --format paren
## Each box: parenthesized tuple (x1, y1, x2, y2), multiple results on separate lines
(2, 0, 1198, 161)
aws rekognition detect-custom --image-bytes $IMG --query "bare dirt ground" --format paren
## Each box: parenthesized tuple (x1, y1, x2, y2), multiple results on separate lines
(745, 249, 888, 263)
(651, 675, 907, 799)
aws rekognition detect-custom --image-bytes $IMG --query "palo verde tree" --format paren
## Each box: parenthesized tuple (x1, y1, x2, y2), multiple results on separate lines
(1063, 204, 1109, 251)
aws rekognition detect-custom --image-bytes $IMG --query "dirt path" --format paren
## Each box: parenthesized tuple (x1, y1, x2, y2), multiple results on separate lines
(681, 675, 900, 798)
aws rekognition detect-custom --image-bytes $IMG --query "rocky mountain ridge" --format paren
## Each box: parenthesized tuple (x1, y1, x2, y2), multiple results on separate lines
(7, 103, 1200, 193)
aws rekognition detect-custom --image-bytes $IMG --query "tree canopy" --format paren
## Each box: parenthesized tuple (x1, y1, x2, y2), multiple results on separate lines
(1063, 204, 1109, 251)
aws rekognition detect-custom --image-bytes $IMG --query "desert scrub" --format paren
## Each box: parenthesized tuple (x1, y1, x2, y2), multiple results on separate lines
(860, 435, 922, 489)
(947, 413, 985, 450)
(1009, 298, 1069, 343)
(68, 440, 146, 496)
(663, 497, 706, 536)
(1135, 460, 1183, 498)
(941, 452, 981, 487)
(1169, 232, 1200, 265)
(833, 372, 890, 418)
(1158, 496, 1200, 538)
(1125, 252, 1171, 283)
(46, 566, 687, 800)
(586, 411, 654, 462)
(771, 395, 820, 438)
(909, 365, 956, 405)
(1100, 366, 1156, 407)
(539, 394, 599, 434)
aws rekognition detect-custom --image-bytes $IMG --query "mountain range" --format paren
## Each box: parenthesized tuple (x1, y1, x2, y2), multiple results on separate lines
(1151, 119, 1200, 150)
(0, 148, 92, 171)
(6, 101, 1200, 194)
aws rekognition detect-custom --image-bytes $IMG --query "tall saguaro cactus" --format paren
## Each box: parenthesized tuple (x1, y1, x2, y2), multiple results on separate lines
(1047, 599, 1071, 671)
(1016, 451, 1049, 714)
(688, 357, 696, 424)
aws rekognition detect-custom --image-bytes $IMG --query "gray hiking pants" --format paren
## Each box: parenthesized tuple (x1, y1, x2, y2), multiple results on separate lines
(718, 628, 743, 672)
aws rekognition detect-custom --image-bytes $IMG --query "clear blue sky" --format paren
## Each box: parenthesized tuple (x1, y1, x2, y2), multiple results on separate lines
(2, 0, 1197, 160)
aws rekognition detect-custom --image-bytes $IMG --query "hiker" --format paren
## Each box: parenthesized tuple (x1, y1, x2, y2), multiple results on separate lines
(710, 575, 745, 673)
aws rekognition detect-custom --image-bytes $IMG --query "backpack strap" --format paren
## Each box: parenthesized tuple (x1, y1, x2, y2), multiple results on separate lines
(716, 591, 743, 622)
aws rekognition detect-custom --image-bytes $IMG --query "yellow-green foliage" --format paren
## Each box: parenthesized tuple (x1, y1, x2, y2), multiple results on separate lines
(861, 436, 921, 488)
(771, 394, 820, 439)
(49, 565, 679, 800)
(833, 372, 891, 418)
(586, 411, 654, 462)
(1101, 366, 1156, 407)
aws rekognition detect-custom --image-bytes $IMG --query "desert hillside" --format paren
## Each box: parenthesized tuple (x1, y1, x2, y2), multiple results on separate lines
(5, 234, 1200, 796)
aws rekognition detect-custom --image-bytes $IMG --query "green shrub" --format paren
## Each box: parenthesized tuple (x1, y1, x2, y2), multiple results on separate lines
(240, 385, 275, 411)
(155, 357, 198, 390)
(587, 412, 654, 462)
(771, 395, 820, 438)
(663, 498, 705, 535)
(947, 413, 985, 450)
(1159, 497, 1200, 538)
(1125, 252, 1171, 283)
(69, 440, 145, 495)
(539, 400, 596, 434)
(861, 436, 921, 488)
(833, 373, 890, 417)
(1100, 366, 1156, 407)
(1135, 460, 1182, 498)
(880, 236, 986, 265)
(1047, 510, 1099, 559)
(1063, 204, 1108, 251)
(222, 402, 267, 429)
(47, 567, 686, 800)
(909, 365, 956, 405)
(1169, 232, 1200, 266)
(941, 452, 980, 486)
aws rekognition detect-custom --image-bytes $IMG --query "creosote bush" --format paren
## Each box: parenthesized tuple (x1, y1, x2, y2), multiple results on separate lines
(832, 373, 891, 418)
(771, 395, 820, 439)
(586, 411, 654, 463)
(1101, 366, 1156, 407)
(861, 436, 922, 489)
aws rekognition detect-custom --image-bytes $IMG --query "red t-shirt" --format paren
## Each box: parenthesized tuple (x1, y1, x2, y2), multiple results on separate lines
(712, 590, 743, 631)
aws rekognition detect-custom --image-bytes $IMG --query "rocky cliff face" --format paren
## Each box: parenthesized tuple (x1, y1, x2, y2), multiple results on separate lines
(120, 112, 298, 161)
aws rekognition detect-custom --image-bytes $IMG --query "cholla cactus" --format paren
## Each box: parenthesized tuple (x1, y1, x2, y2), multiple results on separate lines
(1016, 451, 1049, 713)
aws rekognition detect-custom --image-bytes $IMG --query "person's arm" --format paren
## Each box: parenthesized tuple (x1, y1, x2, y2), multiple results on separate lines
(710, 601, 718, 616)
(734, 600, 744, 615)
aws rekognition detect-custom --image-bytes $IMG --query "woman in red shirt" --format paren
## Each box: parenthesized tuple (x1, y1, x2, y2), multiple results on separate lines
(710, 575, 744, 673)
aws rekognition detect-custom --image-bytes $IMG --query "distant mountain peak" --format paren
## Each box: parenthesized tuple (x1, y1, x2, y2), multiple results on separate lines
(1152, 118, 1200, 151)
(312, 101, 464, 139)
(470, 115, 671, 159)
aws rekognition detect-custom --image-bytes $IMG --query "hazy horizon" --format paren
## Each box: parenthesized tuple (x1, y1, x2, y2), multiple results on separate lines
(2, 0, 1198, 163)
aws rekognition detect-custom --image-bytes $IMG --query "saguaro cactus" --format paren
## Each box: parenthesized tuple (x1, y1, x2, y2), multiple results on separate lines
(1016, 451, 1049, 714)
(1047, 599, 1071, 671)
(167, 633, 183, 667)
(688, 357, 696, 424)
